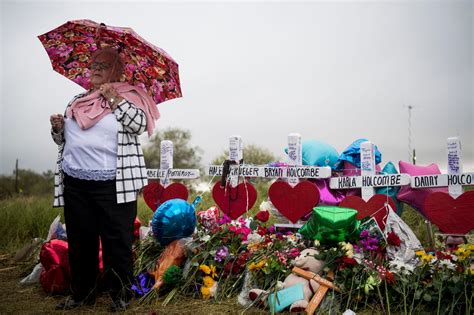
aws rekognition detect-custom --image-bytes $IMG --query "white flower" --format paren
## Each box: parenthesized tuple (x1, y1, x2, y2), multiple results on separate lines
(259, 201, 273, 211)
(209, 281, 218, 297)
(276, 281, 285, 290)
(353, 252, 364, 264)
(283, 234, 298, 246)
(389, 260, 415, 275)
(200, 235, 211, 242)
(246, 232, 263, 244)
(314, 240, 320, 247)
(438, 259, 456, 270)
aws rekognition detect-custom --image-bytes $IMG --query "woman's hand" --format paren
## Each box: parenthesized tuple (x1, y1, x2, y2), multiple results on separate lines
(100, 83, 123, 111)
(50, 114, 64, 133)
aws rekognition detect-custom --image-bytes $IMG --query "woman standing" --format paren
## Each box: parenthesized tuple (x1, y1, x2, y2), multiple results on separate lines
(50, 47, 158, 311)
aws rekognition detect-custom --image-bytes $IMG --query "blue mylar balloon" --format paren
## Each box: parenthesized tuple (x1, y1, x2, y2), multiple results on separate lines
(285, 140, 339, 168)
(151, 198, 198, 246)
(375, 161, 403, 215)
(334, 138, 382, 171)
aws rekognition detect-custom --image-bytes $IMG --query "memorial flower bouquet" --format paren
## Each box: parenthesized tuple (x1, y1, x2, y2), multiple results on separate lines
(246, 229, 306, 291)
(179, 212, 278, 300)
(387, 244, 474, 314)
(313, 229, 393, 312)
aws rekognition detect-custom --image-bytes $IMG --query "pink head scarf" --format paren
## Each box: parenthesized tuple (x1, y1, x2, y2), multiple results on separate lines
(66, 82, 160, 136)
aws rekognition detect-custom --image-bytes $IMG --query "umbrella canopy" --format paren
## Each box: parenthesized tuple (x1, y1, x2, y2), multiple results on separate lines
(38, 19, 182, 104)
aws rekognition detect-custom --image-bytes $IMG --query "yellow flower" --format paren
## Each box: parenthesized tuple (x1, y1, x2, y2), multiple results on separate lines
(199, 264, 211, 274)
(248, 262, 257, 271)
(249, 260, 266, 271)
(339, 242, 354, 258)
(420, 254, 434, 264)
(455, 247, 466, 255)
(200, 286, 211, 298)
(210, 265, 217, 278)
(415, 250, 426, 257)
(248, 242, 263, 252)
(454, 246, 470, 261)
(203, 276, 215, 288)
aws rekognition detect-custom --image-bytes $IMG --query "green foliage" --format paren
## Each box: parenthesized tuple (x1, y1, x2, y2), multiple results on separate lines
(0, 196, 61, 251)
(211, 144, 278, 165)
(143, 127, 202, 170)
(400, 203, 439, 246)
(0, 169, 54, 199)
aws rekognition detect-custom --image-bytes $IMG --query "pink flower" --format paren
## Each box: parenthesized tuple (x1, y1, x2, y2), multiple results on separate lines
(218, 214, 232, 225)
(275, 251, 287, 265)
(287, 248, 301, 259)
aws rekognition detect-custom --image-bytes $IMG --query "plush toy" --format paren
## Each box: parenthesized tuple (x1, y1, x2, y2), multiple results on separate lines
(248, 248, 324, 312)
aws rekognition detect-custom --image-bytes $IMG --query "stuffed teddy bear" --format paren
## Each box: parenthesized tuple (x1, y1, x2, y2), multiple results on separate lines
(248, 248, 324, 312)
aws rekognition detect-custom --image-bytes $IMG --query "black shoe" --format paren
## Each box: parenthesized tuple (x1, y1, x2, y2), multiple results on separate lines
(108, 298, 130, 312)
(55, 296, 95, 310)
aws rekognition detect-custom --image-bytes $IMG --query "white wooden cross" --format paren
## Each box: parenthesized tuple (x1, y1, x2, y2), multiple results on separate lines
(329, 141, 410, 201)
(410, 137, 473, 197)
(228, 135, 243, 188)
(287, 133, 303, 187)
(207, 134, 332, 228)
(146, 140, 200, 184)
(207, 134, 332, 181)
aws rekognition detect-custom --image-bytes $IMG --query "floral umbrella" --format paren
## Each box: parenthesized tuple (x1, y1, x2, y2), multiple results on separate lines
(38, 19, 182, 104)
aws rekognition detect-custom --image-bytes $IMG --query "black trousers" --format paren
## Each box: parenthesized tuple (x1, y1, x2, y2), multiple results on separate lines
(63, 174, 136, 301)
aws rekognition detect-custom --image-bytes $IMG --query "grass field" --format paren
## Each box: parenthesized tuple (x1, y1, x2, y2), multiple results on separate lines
(0, 191, 441, 314)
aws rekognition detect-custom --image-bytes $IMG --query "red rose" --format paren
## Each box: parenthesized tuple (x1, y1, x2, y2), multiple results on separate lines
(384, 271, 395, 284)
(436, 251, 452, 261)
(256, 226, 267, 236)
(341, 256, 358, 266)
(255, 210, 270, 223)
(387, 231, 401, 247)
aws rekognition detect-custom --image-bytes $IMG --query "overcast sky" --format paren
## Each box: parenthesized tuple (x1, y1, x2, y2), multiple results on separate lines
(0, 0, 472, 175)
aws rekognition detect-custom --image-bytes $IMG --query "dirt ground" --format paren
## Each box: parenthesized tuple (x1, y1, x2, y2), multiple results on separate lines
(0, 252, 263, 315)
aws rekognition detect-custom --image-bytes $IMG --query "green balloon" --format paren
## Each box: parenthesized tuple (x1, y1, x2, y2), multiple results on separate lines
(299, 206, 360, 244)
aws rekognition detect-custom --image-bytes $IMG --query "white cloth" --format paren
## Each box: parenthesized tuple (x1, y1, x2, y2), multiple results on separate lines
(384, 206, 422, 266)
(62, 114, 118, 180)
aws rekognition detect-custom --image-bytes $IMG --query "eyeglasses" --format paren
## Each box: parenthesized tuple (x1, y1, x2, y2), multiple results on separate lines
(90, 61, 111, 70)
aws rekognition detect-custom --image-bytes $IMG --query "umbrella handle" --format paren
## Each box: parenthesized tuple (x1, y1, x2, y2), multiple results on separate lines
(94, 23, 107, 49)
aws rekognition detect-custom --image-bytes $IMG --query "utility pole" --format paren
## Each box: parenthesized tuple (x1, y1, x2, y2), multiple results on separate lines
(15, 159, 19, 193)
(407, 105, 416, 164)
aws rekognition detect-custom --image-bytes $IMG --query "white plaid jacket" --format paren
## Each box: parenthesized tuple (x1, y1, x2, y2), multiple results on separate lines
(52, 93, 148, 207)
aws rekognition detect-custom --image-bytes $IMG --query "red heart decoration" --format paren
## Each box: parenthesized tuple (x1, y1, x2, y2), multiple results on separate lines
(424, 191, 474, 234)
(268, 180, 320, 224)
(212, 181, 257, 220)
(339, 194, 397, 230)
(143, 182, 189, 212)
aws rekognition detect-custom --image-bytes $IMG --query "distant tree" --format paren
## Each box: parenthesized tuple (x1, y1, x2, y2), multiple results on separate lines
(211, 144, 277, 165)
(0, 169, 54, 198)
(143, 127, 203, 169)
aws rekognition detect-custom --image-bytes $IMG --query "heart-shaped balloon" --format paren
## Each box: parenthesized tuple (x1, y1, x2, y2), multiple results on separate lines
(212, 181, 257, 220)
(339, 194, 396, 230)
(268, 180, 320, 224)
(197, 206, 221, 230)
(423, 191, 474, 234)
(143, 182, 189, 212)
